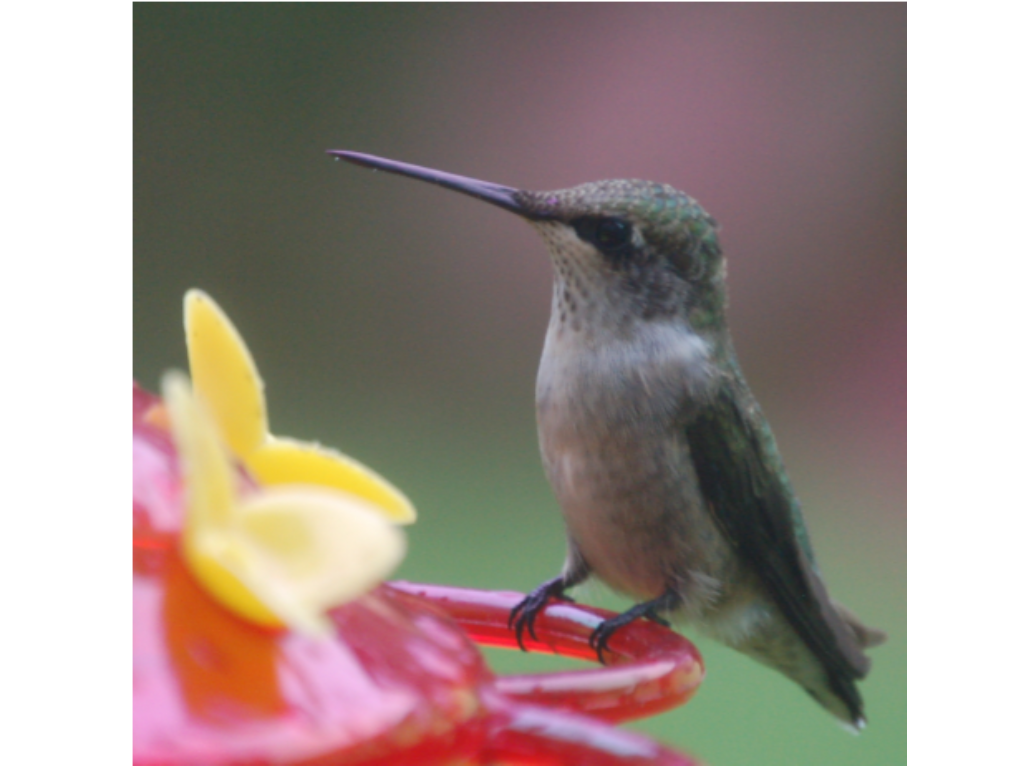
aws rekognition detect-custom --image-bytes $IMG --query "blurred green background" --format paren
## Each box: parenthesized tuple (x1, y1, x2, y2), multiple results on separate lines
(134, 5, 905, 764)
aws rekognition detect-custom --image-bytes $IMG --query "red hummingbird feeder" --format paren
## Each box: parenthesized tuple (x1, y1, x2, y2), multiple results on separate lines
(133, 292, 704, 765)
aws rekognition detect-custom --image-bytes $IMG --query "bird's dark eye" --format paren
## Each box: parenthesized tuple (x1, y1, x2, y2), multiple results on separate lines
(595, 218, 632, 249)
(572, 216, 633, 253)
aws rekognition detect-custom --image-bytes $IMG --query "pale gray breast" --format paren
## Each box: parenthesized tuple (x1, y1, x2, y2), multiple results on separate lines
(536, 320, 734, 601)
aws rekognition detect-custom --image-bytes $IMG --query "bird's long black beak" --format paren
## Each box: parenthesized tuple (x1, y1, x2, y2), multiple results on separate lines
(328, 150, 541, 219)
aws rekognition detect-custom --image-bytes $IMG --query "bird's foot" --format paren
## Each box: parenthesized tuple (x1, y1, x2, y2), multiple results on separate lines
(589, 592, 680, 663)
(509, 576, 574, 651)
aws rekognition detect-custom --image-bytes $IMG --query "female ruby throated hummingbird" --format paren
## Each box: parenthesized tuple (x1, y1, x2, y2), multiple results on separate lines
(330, 150, 886, 729)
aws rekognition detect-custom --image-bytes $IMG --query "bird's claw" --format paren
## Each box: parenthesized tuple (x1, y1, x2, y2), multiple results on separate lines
(509, 577, 568, 651)
(588, 620, 618, 664)
(587, 594, 678, 664)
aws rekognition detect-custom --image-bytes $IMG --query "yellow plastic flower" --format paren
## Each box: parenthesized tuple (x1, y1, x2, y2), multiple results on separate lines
(184, 289, 415, 524)
(163, 372, 406, 636)
(157, 289, 416, 635)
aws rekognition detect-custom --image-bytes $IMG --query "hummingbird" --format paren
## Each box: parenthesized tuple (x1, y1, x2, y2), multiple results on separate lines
(329, 150, 886, 730)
